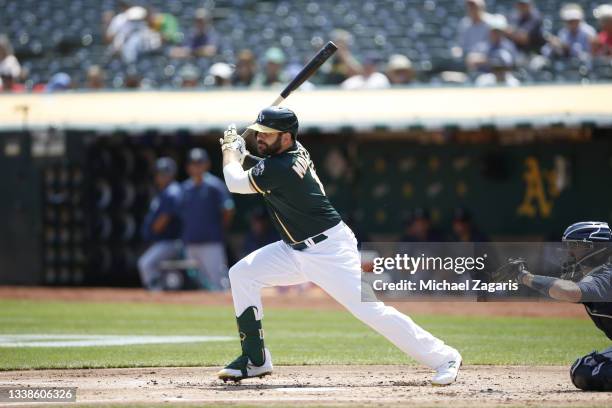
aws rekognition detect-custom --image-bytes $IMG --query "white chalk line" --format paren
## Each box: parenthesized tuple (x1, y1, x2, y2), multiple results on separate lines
(0, 334, 233, 347)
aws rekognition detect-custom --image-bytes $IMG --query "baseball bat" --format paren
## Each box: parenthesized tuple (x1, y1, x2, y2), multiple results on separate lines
(271, 41, 338, 106)
(241, 41, 338, 140)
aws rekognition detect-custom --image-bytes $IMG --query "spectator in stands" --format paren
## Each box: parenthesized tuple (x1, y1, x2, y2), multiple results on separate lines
(180, 148, 234, 291)
(467, 14, 517, 71)
(205, 62, 233, 87)
(0, 35, 23, 93)
(341, 55, 390, 89)
(386, 54, 414, 85)
(109, 6, 161, 64)
(46, 72, 72, 92)
(400, 208, 445, 242)
(448, 208, 488, 242)
(455, 0, 491, 60)
(86, 65, 105, 89)
(231, 49, 257, 87)
(546, 4, 596, 61)
(592, 4, 612, 56)
(170, 8, 218, 59)
(147, 7, 181, 44)
(104, 0, 131, 44)
(138, 157, 182, 291)
(475, 49, 520, 86)
(242, 207, 279, 257)
(178, 64, 200, 88)
(124, 68, 142, 89)
(0, 72, 24, 93)
(320, 30, 363, 85)
(507, 0, 546, 55)
(253, 47, 287, 87)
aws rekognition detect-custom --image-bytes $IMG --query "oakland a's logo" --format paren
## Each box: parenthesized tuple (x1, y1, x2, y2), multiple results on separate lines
(253, 161, 265, 176)
(257, 112, 264, 123)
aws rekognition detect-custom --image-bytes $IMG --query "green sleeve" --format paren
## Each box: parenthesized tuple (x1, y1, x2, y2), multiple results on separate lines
(247, 159, 286, 194)
(243, 153, 263, 169)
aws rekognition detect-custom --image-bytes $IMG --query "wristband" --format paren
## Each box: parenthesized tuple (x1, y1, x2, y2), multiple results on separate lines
(530, 275, 557, 296)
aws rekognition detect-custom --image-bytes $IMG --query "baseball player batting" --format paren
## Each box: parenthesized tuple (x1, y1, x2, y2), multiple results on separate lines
(217, 106, 462, 385)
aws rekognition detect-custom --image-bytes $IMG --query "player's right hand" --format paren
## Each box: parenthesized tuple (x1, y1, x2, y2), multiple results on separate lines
(220, 124, 247, 164)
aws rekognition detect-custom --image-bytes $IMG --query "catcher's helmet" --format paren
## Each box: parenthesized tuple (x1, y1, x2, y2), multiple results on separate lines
(560, 221, 612, 280)
(247, 106, 299, 138)
(562, 222, 612, 243)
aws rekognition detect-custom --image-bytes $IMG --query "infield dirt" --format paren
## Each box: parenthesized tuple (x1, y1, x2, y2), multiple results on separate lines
(1, 365, 609, 407)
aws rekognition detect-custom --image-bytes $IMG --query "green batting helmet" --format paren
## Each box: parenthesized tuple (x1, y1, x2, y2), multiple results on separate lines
(247, 106, 299, 139)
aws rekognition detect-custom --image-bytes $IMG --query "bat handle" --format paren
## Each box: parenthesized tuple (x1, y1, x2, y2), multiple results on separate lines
(241, 128, 256, 139)
(272, 95, 285, 106)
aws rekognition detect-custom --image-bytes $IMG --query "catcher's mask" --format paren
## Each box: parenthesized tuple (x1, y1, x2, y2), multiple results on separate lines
(560, 221, 612, 280)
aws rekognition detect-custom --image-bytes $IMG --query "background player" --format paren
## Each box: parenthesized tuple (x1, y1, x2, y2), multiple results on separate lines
(179, 148, 234, 290)
(216, 106, 462, 385)
(516, 221, 612, 391)
(137, 157, 182, 291)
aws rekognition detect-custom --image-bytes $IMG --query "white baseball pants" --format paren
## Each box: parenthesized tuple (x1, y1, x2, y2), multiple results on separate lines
(229, 221, 457, 369)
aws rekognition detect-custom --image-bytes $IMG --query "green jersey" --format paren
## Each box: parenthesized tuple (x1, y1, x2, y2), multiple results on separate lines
(247, 142, 342, 244)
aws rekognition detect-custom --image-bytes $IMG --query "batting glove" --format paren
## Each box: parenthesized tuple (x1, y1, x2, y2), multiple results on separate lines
(220, 124, 247, 164)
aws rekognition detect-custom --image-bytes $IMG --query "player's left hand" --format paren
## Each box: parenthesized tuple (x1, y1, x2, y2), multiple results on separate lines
(220, 124, 247, 164)
(508, 257, 529, 284)
(492, 257, 529, 283)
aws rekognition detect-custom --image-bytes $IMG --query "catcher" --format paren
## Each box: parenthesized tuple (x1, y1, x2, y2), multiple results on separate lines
(505, 221, 612, 391)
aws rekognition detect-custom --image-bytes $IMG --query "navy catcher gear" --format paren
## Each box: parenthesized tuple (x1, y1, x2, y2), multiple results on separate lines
(562, 221, 612, 243)
(570, 348, 612, 391)
(560, 221, 612, 281)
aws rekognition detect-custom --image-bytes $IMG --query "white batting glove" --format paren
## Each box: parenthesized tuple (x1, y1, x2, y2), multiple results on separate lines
(220, 124, 241, 145)
(220, 124, 247, 164)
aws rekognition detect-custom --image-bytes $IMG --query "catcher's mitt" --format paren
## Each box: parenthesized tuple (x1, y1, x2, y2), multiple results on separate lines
(491, 257, 528, 282)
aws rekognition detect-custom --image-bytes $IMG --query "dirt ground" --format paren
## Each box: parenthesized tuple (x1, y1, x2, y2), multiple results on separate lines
(0, 286, 589, 318)
(1, 365, 610, 407)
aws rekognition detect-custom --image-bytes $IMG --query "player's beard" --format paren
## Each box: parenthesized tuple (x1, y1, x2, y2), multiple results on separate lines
(257, 134, 283, 156)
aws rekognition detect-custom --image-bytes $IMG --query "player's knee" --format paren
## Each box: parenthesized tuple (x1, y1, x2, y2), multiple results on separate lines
(571, 351, 612, 391)
(137, 255, 150, 273)
(347, 301, 388, 321)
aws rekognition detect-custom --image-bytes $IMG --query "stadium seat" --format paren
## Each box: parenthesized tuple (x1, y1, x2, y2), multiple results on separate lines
(2, 0, 611, 88)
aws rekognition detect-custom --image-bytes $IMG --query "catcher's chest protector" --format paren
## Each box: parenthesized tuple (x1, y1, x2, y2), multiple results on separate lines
(584, 303, 612, 341)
